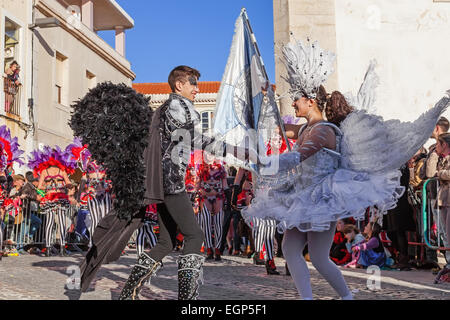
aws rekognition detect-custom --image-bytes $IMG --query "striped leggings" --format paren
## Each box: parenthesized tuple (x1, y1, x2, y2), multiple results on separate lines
(87, 193, 111, 246)
(251, 217, 277, 261)
(197, 205, 224, 249)
(136, 221, 158, 256)
(44, 205, 69, 248)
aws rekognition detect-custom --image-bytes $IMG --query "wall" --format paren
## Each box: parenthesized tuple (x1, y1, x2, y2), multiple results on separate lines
(273, 0, 338, 117)
(33, 0, 134, 148)
(274, 0, 450, 123)
(335, 0, 450, 121)
(0, 0, 33, 173)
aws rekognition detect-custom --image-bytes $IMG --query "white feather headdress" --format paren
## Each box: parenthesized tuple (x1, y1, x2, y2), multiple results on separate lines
(281, 38, 336, 100)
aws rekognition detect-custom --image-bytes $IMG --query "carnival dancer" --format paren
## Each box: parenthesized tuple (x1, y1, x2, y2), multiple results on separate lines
(197, 156, 228, 261)
(28, 145, 77, 256)
(186, 153, 201, 224)
(233, 168, 280, 274)
(242, 39, 450, 300)
(136, 204, 158, 257)
(0, 125, 24, 258)
(83, 161, 112, 247)
(65, 138, 92, 247)
(71, 70, 252, 300)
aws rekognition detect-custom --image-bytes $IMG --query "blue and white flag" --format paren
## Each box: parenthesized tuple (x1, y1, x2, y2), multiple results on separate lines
(214, 9, 272, 147)
(213, 9, 288, 171)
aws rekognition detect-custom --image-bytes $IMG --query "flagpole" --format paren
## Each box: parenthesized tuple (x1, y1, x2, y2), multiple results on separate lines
(241, 8, 292, 152)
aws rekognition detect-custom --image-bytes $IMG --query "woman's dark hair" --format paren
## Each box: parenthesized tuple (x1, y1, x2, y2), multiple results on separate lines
(438, 132, 450, 147)
(315, 85, 328, 112)
(325, 90, 354, 126)
(368, 222, 381, 239)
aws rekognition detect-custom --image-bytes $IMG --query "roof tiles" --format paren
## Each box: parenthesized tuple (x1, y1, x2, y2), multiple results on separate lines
(132, 81, 221, 95)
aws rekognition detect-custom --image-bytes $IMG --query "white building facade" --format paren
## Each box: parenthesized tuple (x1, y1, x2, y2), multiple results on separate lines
(0, 0, 135, 173)
(274, 0, 450, 122)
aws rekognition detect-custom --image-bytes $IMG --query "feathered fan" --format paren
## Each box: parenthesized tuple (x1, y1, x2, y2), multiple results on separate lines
(69, 82, 152, 221)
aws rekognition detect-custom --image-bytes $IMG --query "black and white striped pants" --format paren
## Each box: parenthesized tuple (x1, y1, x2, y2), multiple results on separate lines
(87, 193, 111, 246)
(198, 205, 224, 249)
(136, 221, 158, 256)
(251, 217, 277, 261)
(44, 205, 69, 248)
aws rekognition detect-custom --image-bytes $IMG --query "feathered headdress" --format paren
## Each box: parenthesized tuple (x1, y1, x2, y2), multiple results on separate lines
(0, 125, 24, 171)
(65, 137, 91, 172)
(281, 37, 336, 100)
(28, 145, 78, 176)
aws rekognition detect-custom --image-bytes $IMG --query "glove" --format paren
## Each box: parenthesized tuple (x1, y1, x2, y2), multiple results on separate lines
(258, 151, 301, 172)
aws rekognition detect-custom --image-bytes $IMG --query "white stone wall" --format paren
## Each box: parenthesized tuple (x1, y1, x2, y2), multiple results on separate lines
(274, 0, 338, 116)
(335, 0, 450, 122)
(0, 0, 34, 174)
(274, 0, 450, 125)
(33, 0, 134, 148)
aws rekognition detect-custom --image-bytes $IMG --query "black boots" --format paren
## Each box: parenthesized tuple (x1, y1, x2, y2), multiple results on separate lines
(214, 248, 221, 261)
(266, 259, 280, 275)
(178, 253, 205, 300)
(206, 248, 214, 260)
(119, 253, 162, 300)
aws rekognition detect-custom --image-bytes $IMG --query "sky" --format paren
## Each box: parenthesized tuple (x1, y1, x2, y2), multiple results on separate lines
(99, 0, 275, 84)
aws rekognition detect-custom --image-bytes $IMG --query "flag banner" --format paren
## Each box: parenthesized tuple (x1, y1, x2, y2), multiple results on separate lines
(213, 8, 285, 170)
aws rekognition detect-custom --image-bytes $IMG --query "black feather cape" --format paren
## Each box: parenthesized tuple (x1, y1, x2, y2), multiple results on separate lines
(69, 82, 152, 221)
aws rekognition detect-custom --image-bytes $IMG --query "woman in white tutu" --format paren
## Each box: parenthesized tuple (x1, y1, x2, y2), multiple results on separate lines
(242, 39, 450, 300)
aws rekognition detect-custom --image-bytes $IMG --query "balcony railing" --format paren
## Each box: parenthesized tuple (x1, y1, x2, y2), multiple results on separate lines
(3, 76, 21, 116)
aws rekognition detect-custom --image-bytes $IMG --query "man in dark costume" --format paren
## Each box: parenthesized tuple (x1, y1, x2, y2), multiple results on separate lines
(71, 66, 250, 300)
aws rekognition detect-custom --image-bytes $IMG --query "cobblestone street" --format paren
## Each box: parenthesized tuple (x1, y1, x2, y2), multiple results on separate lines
(0, 249, 449, 300)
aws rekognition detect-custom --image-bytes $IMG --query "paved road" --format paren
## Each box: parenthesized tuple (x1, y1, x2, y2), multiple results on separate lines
(0, 250, 449, 300)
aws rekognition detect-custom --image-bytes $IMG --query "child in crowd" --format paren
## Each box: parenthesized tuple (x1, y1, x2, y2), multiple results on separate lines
(330, 219, 352, 265)
(343, 224, 365, 254)
(351, 222, 386, 268)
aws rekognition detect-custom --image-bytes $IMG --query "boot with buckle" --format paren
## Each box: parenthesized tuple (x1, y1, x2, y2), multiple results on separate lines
(119, 252, 161, 300)
(178, 253, 205, 300)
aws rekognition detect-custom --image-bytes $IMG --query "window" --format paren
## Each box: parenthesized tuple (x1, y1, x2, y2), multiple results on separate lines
(4, 18, 20, 72)
(4, 18, 21, 116)
(201, 111, 214, 132)
(55, 52, 68, 105)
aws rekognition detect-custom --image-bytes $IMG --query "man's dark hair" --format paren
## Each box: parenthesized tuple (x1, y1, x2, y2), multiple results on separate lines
(438, 132, 450, 147)
(10, 60, 19, 68)
(25, 171, 36, 183)
(437, 117, 449, 133)
(168, 65, 200, 92)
